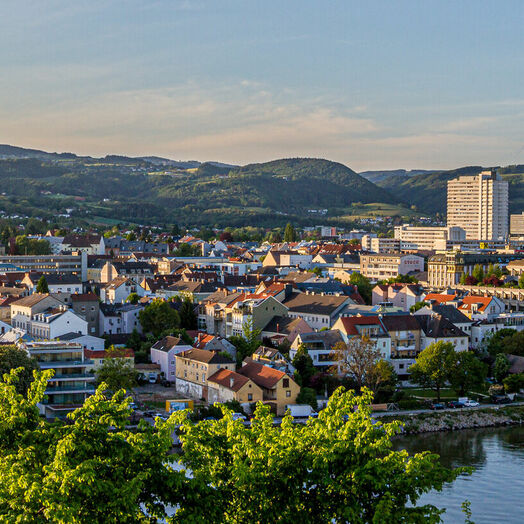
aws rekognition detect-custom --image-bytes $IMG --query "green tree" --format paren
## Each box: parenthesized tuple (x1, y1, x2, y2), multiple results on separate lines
(485, 328, 518, 356)
(292, 344, 316, 387)
(295, 386, 318, 410)
(283, 222, 297, 242)
(493, 353, 510, 383)
(179, 298, 197, 330)
(14, 235, 51, 255)
(410, 301, 428, 313)
(139, 299, 180, 338)
(331, 337, 382, 392)
(36, 275, 49, 294)
(0, 369, 184, 522)
(229, 317, 261, 365)
(309, 266, 323, 277)
(449, 351, 488, 396)
(174, 243, 200, 257)
(173, 387, 466, 522)
(95, 347, 138, 393)
(367, 359, 398, 397)
(0, 345, 38, 395)
(408, 341, 456, 402)
(503, 373, 524, 393)
(349, 272, 373, 304)
(126, 292, 140, 304)
(472, 264, 484, 283)
(519, 273, 524, 289)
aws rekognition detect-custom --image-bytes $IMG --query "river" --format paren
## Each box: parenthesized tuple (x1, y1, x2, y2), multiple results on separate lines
(397, 426, 524, 523)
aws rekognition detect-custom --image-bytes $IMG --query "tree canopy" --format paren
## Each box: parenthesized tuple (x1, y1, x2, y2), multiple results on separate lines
(0, 369, 469, 522)
(139, 299, 180, 338)
(36, 275, 49, 293)
(0, 345, 38, 395)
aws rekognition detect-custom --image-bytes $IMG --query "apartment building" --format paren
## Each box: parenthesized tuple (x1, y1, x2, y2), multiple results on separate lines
(20, 341, 95, 419)
(447, 170, 509, 240)
(0, 252, 87, 280)
(510, 212, 524, 237)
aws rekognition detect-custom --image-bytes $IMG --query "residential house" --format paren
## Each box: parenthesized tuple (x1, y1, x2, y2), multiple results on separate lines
(250, 345, 294, 374)
(10, 293, 64, 331)
(237, 361, 300, 415)
(379, 315, 422, 380)
(207, 368, 264, 405)
(57, 332, 106, 351)
(261, 315, 312, 345)
(99, 303, 144, 336)
(192, 332, 237, 359)
(61, 234, 105, 255)
(282, 291, 350, 330)
(71, 293, 100, 336)
(175, 349, 236, 400)
(289, 330, 345, 369)
(372, 283, 424, 311)
(224, 294, 288, 338)
(100, 277, 137, 304)
(150, 336, 193, 382)
(457, 295, 505, 321)
(332, 316, 391, 360)
(30, 307, 88, 340)
(415, 314, 469, 351)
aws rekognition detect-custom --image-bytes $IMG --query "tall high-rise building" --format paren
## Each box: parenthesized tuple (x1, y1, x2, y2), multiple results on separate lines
(447, 170, 508, 240)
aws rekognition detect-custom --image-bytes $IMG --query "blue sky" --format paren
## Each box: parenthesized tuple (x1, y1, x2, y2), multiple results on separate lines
(0, 0, 523, 170)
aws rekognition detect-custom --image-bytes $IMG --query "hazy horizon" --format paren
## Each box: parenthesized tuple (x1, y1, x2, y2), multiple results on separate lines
(1, 1, 523, 171)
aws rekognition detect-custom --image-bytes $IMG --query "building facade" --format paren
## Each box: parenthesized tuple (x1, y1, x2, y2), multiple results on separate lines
(447, 170, 509, 240)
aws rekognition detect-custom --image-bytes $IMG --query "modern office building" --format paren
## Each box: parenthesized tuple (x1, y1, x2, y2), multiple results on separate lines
(20, 341, 95, 419)
(394, 225, 466, 251)
(447, 170, 509, 240)
(0, 252, 87, 280)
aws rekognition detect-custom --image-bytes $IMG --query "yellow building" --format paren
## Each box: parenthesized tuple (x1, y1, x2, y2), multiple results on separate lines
(175, 348, 235, 400)
(207, 368, 263, 404)
(238, 361, 300, 416)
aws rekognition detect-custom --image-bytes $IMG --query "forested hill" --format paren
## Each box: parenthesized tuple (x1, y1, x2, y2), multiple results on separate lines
(0, 155, 398, 228)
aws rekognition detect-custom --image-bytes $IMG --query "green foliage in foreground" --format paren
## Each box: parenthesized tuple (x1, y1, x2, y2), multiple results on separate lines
(0, 369, 467, 523)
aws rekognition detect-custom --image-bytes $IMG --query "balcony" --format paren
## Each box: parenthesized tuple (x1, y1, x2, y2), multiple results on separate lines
(39, 360, 94, 369)
(44, 385, 96, 394)
(52, 373, 95, 381)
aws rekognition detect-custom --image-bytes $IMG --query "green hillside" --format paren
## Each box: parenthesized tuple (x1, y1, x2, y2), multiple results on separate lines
(0, 156, 400, 228)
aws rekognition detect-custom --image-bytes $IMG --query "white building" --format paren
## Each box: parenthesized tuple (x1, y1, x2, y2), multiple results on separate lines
(447, 170, 509, 240)
(394, 225, 466, 251)
(150, 336, 193, 382)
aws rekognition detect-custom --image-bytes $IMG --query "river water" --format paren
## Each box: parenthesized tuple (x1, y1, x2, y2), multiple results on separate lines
(397, 426, 524, 523)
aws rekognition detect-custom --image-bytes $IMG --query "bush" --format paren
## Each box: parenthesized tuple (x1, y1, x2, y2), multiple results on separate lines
(503, 373, 524, 393)
(296, 387, 318, 410)
(397, 399, 424, 410)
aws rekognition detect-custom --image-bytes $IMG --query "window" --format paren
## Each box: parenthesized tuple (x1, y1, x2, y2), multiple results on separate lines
(248, 394, 253, 401)
(286, 391, 291, 397)
(282, 378, 289, 388)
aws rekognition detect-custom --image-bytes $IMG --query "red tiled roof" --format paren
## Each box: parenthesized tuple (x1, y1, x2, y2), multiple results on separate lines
(424, 293, 457, 304)
(457, 295, 492, 313)
(84, 348, 134, 358)
(207, 369, 250, 392)
(71, 292, 99, 302)
(238, 361, 287, 389)
(337, 315, 382, 336)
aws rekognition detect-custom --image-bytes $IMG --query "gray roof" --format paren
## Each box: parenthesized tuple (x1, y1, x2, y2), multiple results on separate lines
(415, 314, 468, 338)
(282, 292, 348, 316)
(431, 305, 473, 325)
(296, 330, 344, 350)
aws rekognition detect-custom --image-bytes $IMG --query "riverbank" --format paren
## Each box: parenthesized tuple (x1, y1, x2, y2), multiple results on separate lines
(384, 405, 524, 434)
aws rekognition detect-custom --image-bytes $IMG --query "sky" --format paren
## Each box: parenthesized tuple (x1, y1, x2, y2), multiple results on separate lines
(0, 0, 523, 171)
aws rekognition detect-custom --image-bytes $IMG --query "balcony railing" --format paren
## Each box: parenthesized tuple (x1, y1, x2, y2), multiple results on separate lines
(45, 385, 96, 394)
(39, 360, 94, 368)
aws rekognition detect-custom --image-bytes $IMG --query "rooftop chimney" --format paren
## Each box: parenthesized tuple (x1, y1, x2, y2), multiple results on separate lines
(229, 377, 234, 389)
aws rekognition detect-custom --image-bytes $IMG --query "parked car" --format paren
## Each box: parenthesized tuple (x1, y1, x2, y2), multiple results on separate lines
(492, 395, 512, 404)
(160, 379, 172, 387)
(430, 403, 446, 410)
(231, 412, 247, 421)
(447, 401, 465, 409)
(463, 399, 479, 407)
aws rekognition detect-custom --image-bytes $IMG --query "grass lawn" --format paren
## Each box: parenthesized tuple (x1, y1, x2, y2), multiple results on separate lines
(404, 388, 457, 399)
